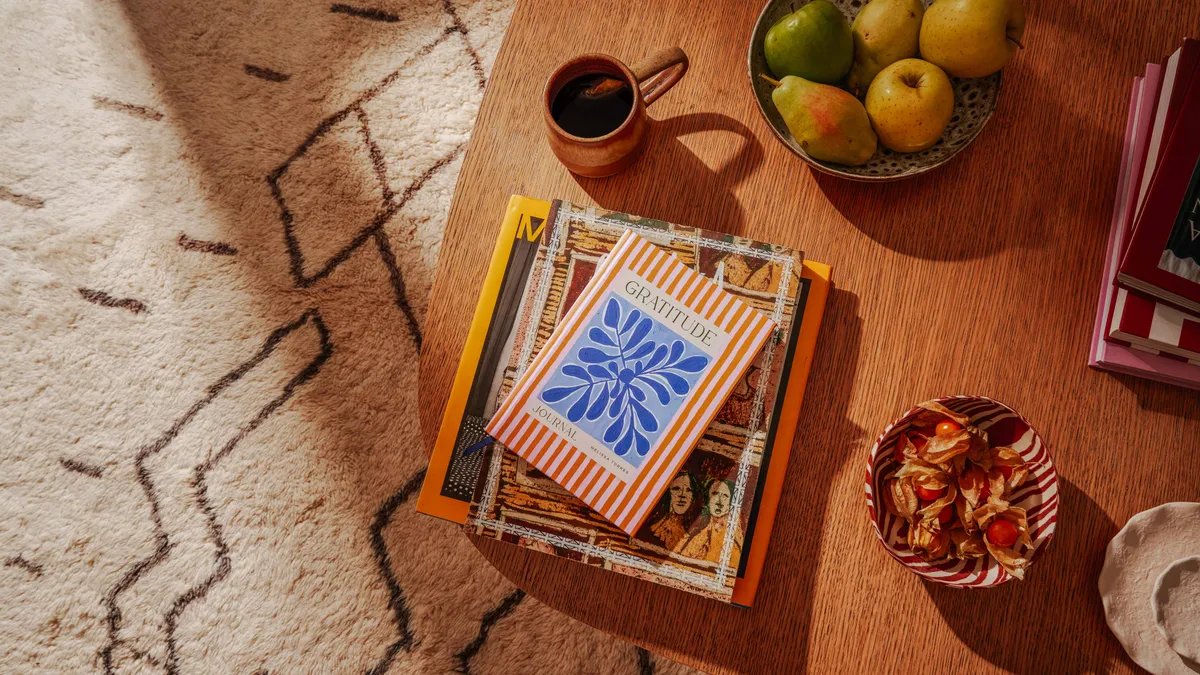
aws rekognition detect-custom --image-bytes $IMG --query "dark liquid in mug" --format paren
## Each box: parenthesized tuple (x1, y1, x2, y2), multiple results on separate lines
(551, 73, 634, 138)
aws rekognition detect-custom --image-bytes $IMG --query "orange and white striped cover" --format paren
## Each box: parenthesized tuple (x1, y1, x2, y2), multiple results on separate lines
(485, 230, 776, 535)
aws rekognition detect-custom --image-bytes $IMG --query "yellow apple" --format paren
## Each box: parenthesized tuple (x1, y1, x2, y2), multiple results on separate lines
(864, 58, 954, 153)
(920, 0, 1025, 79)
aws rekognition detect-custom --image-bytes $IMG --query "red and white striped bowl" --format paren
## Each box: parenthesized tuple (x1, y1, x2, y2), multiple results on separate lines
(865, 396, 1059, 587)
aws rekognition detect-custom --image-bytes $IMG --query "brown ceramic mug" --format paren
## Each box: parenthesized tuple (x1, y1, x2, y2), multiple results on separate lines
(543, 47, 689, 178)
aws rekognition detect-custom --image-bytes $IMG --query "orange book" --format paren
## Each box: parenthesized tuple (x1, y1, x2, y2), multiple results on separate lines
(419, 197, 829, 605)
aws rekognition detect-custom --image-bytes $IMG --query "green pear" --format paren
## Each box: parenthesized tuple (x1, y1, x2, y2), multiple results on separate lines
(764, 74, 877, 166)
(845, 0, 925, 98)
(764, 0, 854, 85)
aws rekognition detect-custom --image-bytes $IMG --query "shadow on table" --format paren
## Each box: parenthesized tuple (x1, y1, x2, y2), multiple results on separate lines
(630, 286, 865, 673)
(812, 50, 1117, 264)
(925, 477, 1134, 674)
(573, 112, 762, 238)
(746, 286, 867, 669)
(1109, 372, 1200, 421)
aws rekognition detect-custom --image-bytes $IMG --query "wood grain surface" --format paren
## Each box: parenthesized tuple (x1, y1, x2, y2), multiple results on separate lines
(418, 0, 1200, 671)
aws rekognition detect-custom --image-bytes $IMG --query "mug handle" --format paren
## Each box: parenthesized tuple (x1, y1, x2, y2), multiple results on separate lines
(629, 47, 689, 107)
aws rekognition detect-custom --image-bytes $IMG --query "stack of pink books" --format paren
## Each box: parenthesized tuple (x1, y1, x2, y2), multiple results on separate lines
(1090, 37, 1200, 390)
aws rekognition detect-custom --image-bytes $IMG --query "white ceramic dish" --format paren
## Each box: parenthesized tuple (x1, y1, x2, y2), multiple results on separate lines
(1099, 503, 1200, 675)
(1154, 555, 1200, 668)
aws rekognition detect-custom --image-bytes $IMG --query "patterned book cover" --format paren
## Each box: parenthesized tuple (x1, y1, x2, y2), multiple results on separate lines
(1110, 287, 1200, 363)
(485, 230, 776, 536)
(467, 200, 807, 602)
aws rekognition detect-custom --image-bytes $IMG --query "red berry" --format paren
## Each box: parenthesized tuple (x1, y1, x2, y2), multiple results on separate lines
(986, 519, 1020, 548)
(915, 485, 946, 501)
(935, 419, 963, 436)
(938, 505, 954, 525)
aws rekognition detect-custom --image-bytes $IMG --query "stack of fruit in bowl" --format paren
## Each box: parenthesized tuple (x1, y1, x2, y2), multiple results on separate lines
(757, 0, 1024, 172)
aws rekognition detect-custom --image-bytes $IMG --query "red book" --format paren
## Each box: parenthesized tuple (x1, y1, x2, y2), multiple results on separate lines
(1118, 61, 1200, 313)
(1091, 77, 1200, 391)
(1128, 38, 1200, 255)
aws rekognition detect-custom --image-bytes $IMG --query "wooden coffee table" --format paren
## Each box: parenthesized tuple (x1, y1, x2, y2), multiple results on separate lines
(418, 0, 1200, 671)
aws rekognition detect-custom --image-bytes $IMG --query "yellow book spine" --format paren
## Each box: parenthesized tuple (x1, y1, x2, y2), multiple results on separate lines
(732, 260, 831, 607)
(416, 195, 551, 523)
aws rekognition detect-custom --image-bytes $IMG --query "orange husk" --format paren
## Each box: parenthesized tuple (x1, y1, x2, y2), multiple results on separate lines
(972, 500, 1009, 528)
(950, 528, 988, 559)
(958, 465, 988, 508)
(1001, 506, 1034, 549)
(895, 433, 919, 462)
(965, 426, 992, 467)
(991, 446, 1030, 491)
(883, 475, 919, 520)
(949, 454, 968, 475)
(974, 504, 1032, 545)
(909, 518, 952, 561)
(919, 429, 973, 465)
(985, 539, 1032, 579)
(955, 494, 979, 534)
(918, 482, 958, 521)
(986, 467, 1009, 502)
(976, 504, 1034, 579)
(912, 400, 970, 429)
(896, 458, 950, 491)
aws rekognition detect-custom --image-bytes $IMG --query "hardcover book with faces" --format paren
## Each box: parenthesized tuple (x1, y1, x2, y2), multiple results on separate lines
(485, 229, 776, 536)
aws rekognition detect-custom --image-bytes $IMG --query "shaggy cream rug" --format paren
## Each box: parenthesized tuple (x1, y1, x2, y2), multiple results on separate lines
(0, 0, 697, 673)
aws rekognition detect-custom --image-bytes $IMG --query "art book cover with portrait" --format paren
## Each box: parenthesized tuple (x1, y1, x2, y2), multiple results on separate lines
(485, 229, 777, 536)
(431, 197, 830, 605)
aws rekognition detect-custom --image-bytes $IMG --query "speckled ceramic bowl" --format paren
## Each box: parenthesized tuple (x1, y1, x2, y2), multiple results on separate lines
(748, 0, 1002, 181)
(865, 396, 1058, 586)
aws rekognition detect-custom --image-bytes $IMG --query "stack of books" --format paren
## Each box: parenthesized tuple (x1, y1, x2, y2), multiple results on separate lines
(1090, 37, 1200, 390)
(418, 196, 830, 605)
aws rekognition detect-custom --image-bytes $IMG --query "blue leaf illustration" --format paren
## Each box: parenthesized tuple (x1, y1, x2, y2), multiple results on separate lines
(614, 423, 634, 456)
(586, 384, 609, 421)
(668, 340, 685, 363)
(566, 387, 590, 422)
(645, 345, 669, 369)
(603, 298, 620, 329)
(579, 347, 618, 363)
(587, 364, 612, 380)
(608, 386, 628, 418)
(620, 309, 641, 334)
(588, 327, 617, 347)
(562, 364, 591, 382)
(626, 340, 655, 361)
(640, 375, 671, 404)
(543, 384, 584, 402)
(634, 429, 650, 456)
(625, 318, 652, 351)
(630, 399, 658, 432)
(673, 355, 709, 373)
(544, 294, 715, 461)
(603, 412, 626, 444)
(659, 371, 691, 395)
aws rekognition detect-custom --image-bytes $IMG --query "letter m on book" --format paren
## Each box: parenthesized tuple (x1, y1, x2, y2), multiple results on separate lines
(517, 214, 545, 242)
